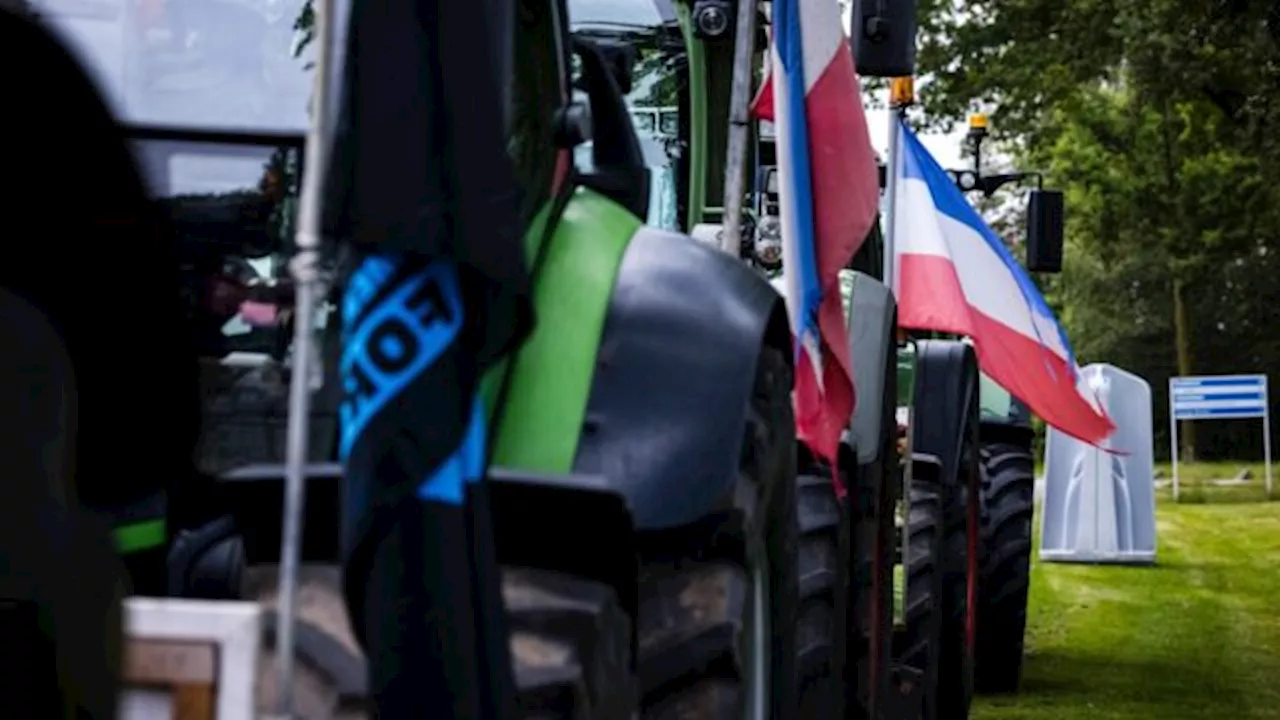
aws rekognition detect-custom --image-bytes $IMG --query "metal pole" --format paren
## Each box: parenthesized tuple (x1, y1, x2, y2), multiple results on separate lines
(972, 134, 982, 180)
(720, 0, 760, 257)
(1169, 378, 1179, 503)
(1263, 377, 1272, 500)
(885, 87, 907, 591)
(272, 0, 336, 713)
(883, 102, 902, 292)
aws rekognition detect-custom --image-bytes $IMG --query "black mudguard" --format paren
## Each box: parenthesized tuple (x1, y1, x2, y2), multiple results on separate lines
(911, 339, 980, 488)
(846, 271, 896, 467)
(573, 226, 791, 530)
(216, 463, 639, 622)
(487, 468, 638, 624)
(214, 463, 639, 705)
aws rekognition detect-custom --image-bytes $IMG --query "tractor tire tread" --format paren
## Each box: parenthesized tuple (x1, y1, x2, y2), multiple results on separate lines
(639, 346, 799, 720)
(900, 483, 943, 684)
(795, 468, 842, 719)
(974, 442, 1035, 695)
(505, 567, 636, 720)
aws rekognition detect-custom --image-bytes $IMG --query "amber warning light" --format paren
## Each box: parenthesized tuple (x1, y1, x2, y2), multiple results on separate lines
(889, 77, 915, 107)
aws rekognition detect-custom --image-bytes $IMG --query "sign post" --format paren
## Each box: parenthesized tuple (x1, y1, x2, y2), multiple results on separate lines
(1169, 374, 1271, 501)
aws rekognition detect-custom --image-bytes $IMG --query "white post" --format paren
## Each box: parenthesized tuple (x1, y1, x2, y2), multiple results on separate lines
(1169, 378, 1180, 503)
(1264, 376, 1272, 500)
(882, 105, 901, 293)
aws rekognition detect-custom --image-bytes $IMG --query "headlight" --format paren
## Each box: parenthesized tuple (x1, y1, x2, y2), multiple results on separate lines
(692, 0, 732, 39)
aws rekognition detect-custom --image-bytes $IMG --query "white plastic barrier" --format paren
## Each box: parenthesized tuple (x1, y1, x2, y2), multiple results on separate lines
(1040, 363, 1157, 564)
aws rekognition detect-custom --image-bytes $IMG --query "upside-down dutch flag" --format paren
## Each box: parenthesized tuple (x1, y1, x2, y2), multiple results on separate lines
(891, 118, 1115, 446)
(750, 0, 880, 486)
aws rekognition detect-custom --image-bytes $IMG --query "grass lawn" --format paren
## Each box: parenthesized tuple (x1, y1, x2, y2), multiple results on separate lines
(974, 468, 1280, 720)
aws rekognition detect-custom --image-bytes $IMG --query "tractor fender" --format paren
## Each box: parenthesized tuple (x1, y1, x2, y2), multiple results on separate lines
(573, 226, 791, 530)
(911, 339, 980, 488)
(487, 468, 638, 626)
(216, 463, 640, 623)
(845, 271, 897, 465)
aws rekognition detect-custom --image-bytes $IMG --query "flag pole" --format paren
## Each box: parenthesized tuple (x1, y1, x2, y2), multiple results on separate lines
(720, 0, 760, 257)
(882, 76, 912, 294)
(272, 0, 336, 712)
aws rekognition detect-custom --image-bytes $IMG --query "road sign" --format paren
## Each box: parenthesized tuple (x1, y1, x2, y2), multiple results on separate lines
(1169, 374, 1271, 500)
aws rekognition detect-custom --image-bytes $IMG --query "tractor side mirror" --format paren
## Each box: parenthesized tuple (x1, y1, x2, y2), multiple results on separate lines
(1026, 189, 1064, 273)
(850, 0, 917, 78)
(588, 38, 639, 95)
(570, 37, 651, 219)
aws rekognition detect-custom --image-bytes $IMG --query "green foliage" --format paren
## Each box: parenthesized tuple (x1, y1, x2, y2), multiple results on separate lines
(293, 0, 315, 58)
(630, 44, 683, 108)
(913, 0, 1280, 461)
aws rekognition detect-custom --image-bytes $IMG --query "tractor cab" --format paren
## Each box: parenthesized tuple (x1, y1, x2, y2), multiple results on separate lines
(569, 0, 684, 229)
(21, 0, 322, 597)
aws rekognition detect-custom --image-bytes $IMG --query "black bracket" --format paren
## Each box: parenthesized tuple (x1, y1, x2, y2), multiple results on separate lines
(947, 169, 1044, 199)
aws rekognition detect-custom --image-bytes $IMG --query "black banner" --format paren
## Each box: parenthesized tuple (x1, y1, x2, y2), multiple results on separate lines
(339, 256, 517, 718)
(326, 0, 532, 713)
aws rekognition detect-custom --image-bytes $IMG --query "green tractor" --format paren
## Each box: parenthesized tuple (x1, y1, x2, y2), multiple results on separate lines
(573, 1, 996, 719)
(0, 0, 1040, 717)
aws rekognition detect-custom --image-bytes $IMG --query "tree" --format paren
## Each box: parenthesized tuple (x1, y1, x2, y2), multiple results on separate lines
(911, 0, 1280, 460)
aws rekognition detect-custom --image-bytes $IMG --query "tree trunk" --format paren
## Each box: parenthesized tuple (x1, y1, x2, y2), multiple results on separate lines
(1172, 277, 1196, 462)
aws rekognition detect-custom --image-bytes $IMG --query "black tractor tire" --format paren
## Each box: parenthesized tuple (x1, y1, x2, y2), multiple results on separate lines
(973, 442, 1035, 694)
(847, 323, 899, 720)
(504, 568, 637, 719)
(637, 346, 799, 720)
(794, 461, 846, 720)
(908, 340, 980, 720)
(247, 563, 637, 720)
(897, 482, 944, 720)
(848, 464, 896, 720)
(935, 481, 975, 720)
(935, 417, 979, 720)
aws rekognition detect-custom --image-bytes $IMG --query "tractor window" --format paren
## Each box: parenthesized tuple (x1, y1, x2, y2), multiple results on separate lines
(133, 137, 310, 359)
(29, 0, 317, 133)
(569, 0, 674, 27)
(570, 12, 685, 229)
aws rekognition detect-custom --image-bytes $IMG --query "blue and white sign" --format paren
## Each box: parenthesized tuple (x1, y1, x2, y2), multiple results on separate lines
(1171, 375, 1268, 420)
(1169, 374, 1271, 499)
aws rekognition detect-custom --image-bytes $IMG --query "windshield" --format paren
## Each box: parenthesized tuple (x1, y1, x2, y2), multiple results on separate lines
(570, 0, 684, 229)
(30, 0, 316, 133)
(569, 0, 675, 28)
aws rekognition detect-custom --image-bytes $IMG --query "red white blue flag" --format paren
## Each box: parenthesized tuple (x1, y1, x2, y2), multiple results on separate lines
(891, 118, 1115, 445)
(751, 0, 880, 483)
